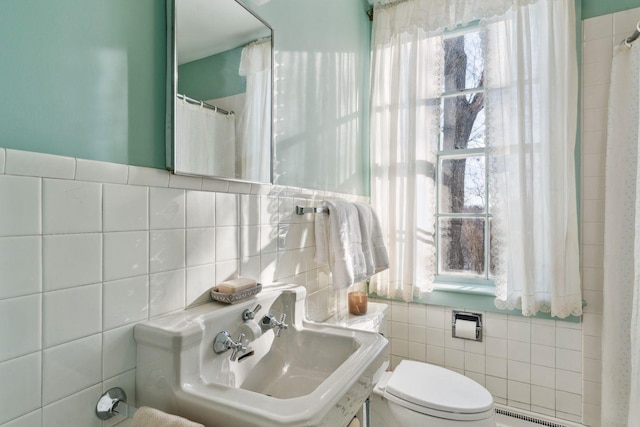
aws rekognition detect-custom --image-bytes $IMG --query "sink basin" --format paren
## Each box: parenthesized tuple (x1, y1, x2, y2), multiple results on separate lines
(135, 284, 388, 427)
(239, 330, 357, 398)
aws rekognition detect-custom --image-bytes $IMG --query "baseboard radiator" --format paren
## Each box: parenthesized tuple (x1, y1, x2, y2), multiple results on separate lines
(494, 404, 584, 427)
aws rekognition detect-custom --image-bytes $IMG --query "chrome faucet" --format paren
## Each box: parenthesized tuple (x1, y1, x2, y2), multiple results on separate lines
(213, 331, 248, 361)
(260, 313, 288, 337)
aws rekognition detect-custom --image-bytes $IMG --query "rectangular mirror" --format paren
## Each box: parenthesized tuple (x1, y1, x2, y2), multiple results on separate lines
(167, 0, 273, 184)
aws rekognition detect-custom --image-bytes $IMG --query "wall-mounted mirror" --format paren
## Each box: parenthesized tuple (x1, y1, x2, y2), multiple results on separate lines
(167, 0, 273, 184)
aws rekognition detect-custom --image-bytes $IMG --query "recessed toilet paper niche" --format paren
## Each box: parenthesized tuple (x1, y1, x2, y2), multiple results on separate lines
(452, 311, 483, 342)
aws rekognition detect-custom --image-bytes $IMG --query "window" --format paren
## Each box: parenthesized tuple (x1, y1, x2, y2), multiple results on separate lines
(370, 1, 581, 317)
(435, 28, 492, 286)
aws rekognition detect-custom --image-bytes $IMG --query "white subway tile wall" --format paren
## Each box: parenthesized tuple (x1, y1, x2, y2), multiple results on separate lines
(373, 297, 586, 423)
(0, 148, 365, 426)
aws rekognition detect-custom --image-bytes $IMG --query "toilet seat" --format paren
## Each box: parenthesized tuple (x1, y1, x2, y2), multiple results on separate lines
(382, 360, 494, 422)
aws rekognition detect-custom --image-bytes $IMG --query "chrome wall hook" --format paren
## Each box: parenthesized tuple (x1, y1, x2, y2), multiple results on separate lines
(96, 387, 127, 420)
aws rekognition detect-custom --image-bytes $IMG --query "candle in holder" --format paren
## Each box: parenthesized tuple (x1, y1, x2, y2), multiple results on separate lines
(348, 291, 368, 315)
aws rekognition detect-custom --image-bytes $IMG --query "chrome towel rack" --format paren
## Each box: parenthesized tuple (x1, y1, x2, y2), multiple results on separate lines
(295, 206, 329, 215)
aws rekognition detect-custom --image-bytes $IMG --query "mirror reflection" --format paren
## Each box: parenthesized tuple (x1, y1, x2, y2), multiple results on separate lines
(171, 0, 272, 183)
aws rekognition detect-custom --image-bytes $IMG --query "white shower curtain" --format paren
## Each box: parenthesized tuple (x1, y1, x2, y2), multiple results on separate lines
(602, 43, 640, 426)
(175, 97, 236, 177)
(238, 38, 271, 183)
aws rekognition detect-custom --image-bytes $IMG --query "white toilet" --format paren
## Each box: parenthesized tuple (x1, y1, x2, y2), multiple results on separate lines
(325, 302, 495, 426)
(369, 359, 495, 426)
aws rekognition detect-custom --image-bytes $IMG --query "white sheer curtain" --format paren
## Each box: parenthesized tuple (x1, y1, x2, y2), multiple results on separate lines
(368, 22, 441, 301)
(602, 44, 640, 426)
(485, 1, 582, 317)
(175, 97, 236, 177)
(369, 0, 582, 315)
(238, 38, 271, 183)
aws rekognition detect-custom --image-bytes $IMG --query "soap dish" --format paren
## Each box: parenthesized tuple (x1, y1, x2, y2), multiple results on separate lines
(211, 283, 262, 304)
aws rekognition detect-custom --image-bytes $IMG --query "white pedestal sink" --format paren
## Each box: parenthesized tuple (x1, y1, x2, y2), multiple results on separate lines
(134, 284, 388, 427)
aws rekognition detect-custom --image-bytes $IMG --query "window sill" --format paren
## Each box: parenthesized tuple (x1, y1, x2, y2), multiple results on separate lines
(369, 282, 582, 323)
(432, 281, 495, 296)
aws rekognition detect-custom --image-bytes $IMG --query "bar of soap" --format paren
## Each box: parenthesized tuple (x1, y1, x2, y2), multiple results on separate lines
(216, 278, 257, 294)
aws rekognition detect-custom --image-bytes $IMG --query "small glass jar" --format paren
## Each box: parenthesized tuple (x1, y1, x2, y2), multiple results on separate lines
(348, 291, 368, 315)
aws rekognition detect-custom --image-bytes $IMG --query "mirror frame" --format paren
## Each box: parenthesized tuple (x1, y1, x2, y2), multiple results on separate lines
(165, 0, 274, 185)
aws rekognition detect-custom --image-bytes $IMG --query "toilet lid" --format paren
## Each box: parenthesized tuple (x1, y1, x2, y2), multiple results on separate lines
(384, 360, 494, 421)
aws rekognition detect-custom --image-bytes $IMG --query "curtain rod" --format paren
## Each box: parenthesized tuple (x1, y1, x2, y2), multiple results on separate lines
(368, 0, 415, 21)
(176, 93, 233, 116)
(624, 21, 640, 46)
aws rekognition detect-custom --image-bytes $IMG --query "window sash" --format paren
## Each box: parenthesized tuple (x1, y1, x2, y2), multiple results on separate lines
(435, 27, 491, 283)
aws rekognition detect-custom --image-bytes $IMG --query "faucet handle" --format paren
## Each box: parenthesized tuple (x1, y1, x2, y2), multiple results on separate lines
(229, 333, 247, 361)
(275, 313, 288, 337)
(213, 331, 248, 361)
(242, 304, 262, 321)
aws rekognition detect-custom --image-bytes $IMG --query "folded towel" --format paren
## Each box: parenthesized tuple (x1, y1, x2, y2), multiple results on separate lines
(353, 202, 389, 274)
(132, 407, 204, 427)
(314, 203, 330, 267)
(314, 199, 368, 289)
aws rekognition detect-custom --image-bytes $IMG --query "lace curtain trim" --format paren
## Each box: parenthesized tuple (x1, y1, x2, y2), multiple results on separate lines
(372, 0, 538, 46)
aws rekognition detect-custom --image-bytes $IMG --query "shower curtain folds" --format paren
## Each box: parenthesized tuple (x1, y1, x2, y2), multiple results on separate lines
(602, 43, 640, 427)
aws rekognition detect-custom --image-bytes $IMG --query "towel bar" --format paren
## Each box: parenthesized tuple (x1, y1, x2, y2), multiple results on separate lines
(295, 206, 329, 215)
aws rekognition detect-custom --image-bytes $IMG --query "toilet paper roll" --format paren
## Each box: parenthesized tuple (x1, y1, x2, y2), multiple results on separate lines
(454, 319, 477, 340)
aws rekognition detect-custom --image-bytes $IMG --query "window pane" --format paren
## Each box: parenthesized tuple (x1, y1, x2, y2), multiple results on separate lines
(443, 32, 484, 92)
(439, 218, 485, 276)
(439, 156, 485, 213)
(441, 94, 485, 150)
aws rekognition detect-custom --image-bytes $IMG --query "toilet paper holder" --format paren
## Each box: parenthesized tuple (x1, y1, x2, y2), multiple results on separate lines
(452, 311, 483, 342)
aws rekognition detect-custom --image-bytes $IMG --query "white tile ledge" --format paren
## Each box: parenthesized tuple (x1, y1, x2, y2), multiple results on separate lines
(0, 148, 5, 174)
(75, 158, 128, 184)
(5, 149, 75, 180)
(0, 149, 369, 201)
(127, 165, 171, 188)
(169, 173, 202, 190)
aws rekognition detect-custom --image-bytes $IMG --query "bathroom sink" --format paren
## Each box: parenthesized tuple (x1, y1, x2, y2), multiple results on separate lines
(135, 284, 388, 427)
(238, 330, 358, 398)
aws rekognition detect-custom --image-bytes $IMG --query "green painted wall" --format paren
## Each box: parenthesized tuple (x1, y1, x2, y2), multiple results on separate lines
(0, 0, 166, 169)
(0, 0, 371, 194)
(178, 46, 246, 101)
(582, 0, 640, 19)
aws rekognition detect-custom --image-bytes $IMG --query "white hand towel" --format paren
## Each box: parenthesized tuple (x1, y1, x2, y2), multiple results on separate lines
(314, 202, 330, 267)
(353, 202, 389, 274)
(353, 202, 374, 276)
(314, 199, 367, 289)
(132, 406, 204, 427)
